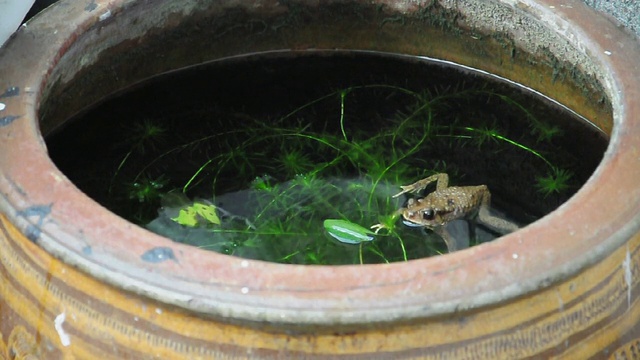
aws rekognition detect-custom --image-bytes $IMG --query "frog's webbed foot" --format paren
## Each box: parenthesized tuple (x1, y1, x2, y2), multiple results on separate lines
(371, 210, 404, 233)
(392, 173, 449, 198)
(392, 185, 421, 198)
(241, 218, 257, 230)
(370, 223, 388, 234)
(216, 206, 257, 230)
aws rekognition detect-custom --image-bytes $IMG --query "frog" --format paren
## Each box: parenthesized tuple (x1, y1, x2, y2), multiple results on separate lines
(371, 173, 519, 252)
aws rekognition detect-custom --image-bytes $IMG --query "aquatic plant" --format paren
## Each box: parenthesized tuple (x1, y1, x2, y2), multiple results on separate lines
(128, 176, 168, 203)
(98, 79, 580, 265)
(535, 166, 573, 197)
(278, 148, 314, 177)
(324, 219, 376, 264)
(128, 119, 167, 153)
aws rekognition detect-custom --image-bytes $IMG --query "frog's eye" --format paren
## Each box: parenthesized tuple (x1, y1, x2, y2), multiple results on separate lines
(422, 209, 435, 221)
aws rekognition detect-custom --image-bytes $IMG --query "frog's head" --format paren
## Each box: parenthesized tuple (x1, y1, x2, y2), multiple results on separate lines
(401, 198, 449, 228)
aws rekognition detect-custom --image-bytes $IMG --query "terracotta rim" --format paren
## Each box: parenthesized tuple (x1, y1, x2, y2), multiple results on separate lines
(0, 0, 639, 325)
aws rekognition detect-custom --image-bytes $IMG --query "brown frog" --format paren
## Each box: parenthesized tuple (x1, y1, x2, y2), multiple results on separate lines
(371, 173, 519, 252)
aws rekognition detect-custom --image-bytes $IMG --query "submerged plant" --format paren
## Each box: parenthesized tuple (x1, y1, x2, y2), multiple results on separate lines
(467, 123, 502, 148)
(278, 148, 314, 176)
(128, 176, 168, 203)
(488, 91, 563, 143)
(89, 73, 586, 265)
(128, 119, 167, 153)
(530, 120, 563, 143)
(535, 166, 573, 197)
(109, 120, 167, 194)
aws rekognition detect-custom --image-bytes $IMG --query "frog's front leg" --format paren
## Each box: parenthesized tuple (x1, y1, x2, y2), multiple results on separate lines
(370, 209, 403, 234)
(392, 173, 449, 198)
(476, 192, 519, 234)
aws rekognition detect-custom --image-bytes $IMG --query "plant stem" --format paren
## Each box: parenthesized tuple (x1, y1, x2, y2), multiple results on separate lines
(340, 90, 348, 141)
(183, 159, 213, 193)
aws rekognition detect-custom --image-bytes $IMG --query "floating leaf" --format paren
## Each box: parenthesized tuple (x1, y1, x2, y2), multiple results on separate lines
(193, 201, 221, 225)
(171, 201, 222, 227)
(172, 207, 198, 227)
(324, 219, 375, 244)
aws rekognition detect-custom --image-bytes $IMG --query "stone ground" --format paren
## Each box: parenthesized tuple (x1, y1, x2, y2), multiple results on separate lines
(18, 0, 640, 39)
(582, 0, 640, 39)
(21, 0, 640, 40)
(3, 1, 637, 49)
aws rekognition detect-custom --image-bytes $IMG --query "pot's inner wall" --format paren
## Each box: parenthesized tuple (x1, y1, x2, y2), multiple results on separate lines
(46, 50, 607, 264)
(38, 0, 612, 136)
(36, 0, 613, 263)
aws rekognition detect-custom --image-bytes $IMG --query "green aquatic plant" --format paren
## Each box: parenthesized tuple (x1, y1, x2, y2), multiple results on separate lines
(107, 79, 581, 265)
(128, 119, 167, 153)
(324, 218, 376, 264)
(278, 148, 314, 176)
(530, 120, 563, 143)
(323, 219, 375, 244)
(128, 176, 168, 203)
(44, 48, 607, 267)
(109, 120, 167, 194)
(535, 166, 573, 197)
(488, 91, 563, 143)
(468, 122, 502, 148)
(252, 175, 276, 192)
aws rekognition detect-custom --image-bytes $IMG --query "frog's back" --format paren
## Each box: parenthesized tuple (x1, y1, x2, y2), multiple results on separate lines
(429, 185, 487, 216)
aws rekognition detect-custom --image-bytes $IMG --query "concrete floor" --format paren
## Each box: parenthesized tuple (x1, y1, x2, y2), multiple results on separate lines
(2, 0, 639, 48)
(582, 0, 640, 39)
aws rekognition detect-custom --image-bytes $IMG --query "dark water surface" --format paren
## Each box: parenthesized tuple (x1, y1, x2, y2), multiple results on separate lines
(47, 50, 608, 264)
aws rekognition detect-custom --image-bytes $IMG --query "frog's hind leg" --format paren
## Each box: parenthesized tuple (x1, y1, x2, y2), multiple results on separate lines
(477, 192, 519, 234)
(435, 226, 470, 253)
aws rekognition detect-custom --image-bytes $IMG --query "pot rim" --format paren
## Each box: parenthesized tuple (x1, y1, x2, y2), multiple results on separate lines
(0, 0, 638, 325)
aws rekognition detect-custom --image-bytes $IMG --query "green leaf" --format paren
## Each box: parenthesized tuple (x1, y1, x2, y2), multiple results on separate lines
(171, 201, 221, 226)
(323, 219, 375, 244)
(193, 202, 221, 225)
(172, 207, 198, 227)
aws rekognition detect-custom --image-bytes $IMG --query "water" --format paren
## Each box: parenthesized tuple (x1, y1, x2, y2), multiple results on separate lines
(46, 50, 608, 265)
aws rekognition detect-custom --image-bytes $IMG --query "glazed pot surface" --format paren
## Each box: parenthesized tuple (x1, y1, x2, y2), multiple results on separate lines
(0, 0, 639, 358)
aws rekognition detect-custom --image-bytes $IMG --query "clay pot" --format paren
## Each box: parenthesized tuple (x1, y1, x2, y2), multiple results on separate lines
(0, 0, 639, 358)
